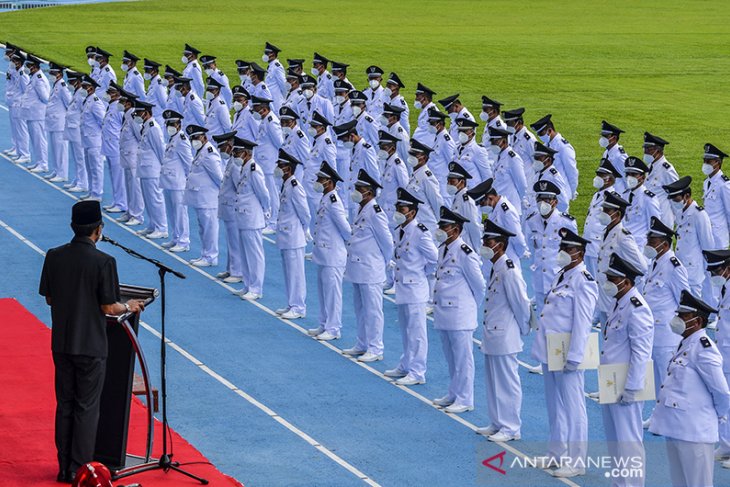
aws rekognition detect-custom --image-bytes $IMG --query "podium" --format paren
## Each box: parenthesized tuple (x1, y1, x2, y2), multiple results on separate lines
(94, 284, 158, 470)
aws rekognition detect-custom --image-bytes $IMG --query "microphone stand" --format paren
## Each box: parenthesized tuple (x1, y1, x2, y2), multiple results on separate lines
(101, 236, 208, 485)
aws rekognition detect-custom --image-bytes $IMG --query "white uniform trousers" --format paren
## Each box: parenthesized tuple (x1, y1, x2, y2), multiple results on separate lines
(140, 178, 167, 233)
(281, 247, 306, 314)
(69, 140, 87, 189)
(666, 438, 714, 487)
(163, 190, 189, 246)
(105, 154, 127, 211)
(12, 110, 29, 159)
(221, 219, 242, 278)
(47, 131, 68, 179)
(84, 146, 104, 199)
(317, 265, 344, 336)
(484, 353, 522, 436)
(123, 167, 144, 221)
(239, 229, 265, 295)
(7, 105, 17, 152)
(193, 207, 218, 264)
(719, 371, 730, 456)
(542, 364, 588, 464)
(439, 330, 475, 407)
(27, 119, 48, 169)
(396, 303, 428, 381)
(263, 173, 279, 229)
(602, 402, 645, 487)
(352, 283, 385, 355)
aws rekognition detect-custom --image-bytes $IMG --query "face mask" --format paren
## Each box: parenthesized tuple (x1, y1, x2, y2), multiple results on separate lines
(377, 149, 389, 160)
(133, 116, 144, 126)
(407, 155, 419, 167)
(274, 167, 284, 179)
(116, 103, 125, 112)
(252, 111, 263, 121)
(221, 153, 231, 163)
(192, 139, 203, 151)
(233, 157, 244, 166)
(310, 67, 319, 76)
(181, 55, 189, 64)
(352, 105, 362, 117)
(597, 210, 612, 226)
(626, 175, 639, 189)
(166, 125, 178, 137)
(479, 112, 489, 122)
(427, 125, 437, 135)
(434, 228, 449, 243)
(174, 89, 183, 98)
(261, 53, 271, 63)
(505, 124, 516, 134)
(20, 66, 30, 76)
(93, 59, 101, 68)
(598, 136, 609, 148)
(480, 245, 495, 260)
(593, 176, 605, 189)
(307, 127, 318, 137)
(602, 280, 619, 298)
(369, 79, 380, 90)
(313, 181, 325, 193)
(487, 144, 501, 155)
(539, 133, 550, 144)
(532, 159, 544, 172)
(702, 162, 715, 175)
(121, 63, 129, 72)
(102, 93, 111, 103)
(303, 89, 314, 100)
(538, 201, 552, 217)
(670, 316, 687, 335)
(204, 91, 215, 101)
(282, 126, 293, 137)
(343, 140, 354, 149)
(446, 184, 459, 196)
(458, 132, 469, 145)
(392, 211, 407, 225)
(671, 199, 684, 211)
(239, 74, 248, 84)
(143, 72, 152, 81)
(332, 95, 345, 105)
(711, 274, 728, 287)
(379, 115, 389, 126)
(205, 68, 214, 76)
(413, 100, 422, 110)
(643, 152, 656, 164)
(350, 190, 364, 203)
(87, 57, 95, 66)
(556, 250, 573, 268)
(448, 112, 457, 120)
(233, 101, 243, 112)
(643, 245, 658, 260)
(80, 90, 89, 99)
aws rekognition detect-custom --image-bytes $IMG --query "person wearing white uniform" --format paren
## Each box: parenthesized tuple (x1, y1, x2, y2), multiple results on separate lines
(342, 170, 394, 362)
(63, 72, 88, 192)
(163, 65, 184, 115)
(405, 139, 443, 233)
(643, 132, 679, 228)
(203, 77, 232, 138)
(231, 86, 259, 142)
(274, 150, 310, 319)
(503, 108, 538, 220)
(200, 55, 232, 106)
(142, 59, 168, 126)
(248, 62, 275, 110)
(377, 130, 409, 228)
(233, 137, 271, 301)
(8, 51, 31, 164)
(531, 227, 598, 478)
(477, 220, 530, 442)
(487, 126, 527, 216)
(211, 132, 240, 282)
(431, 206, 486, 414)
(92, 47, 116, 95)
(181, 43, 204, 98)
(235, 60, 255, 95)
(2, 44, 22, 160)
(384, 188, 438, 385)
(583, 158, 621, 279)
(425, 108, 456, 204)
(410, 83, 437, 146)
(454, 117, 492, 186)
(252, 96, 283, 233)
(116, 89, 145, 226)
(478, 95, 506, 171)
(21, 55, 50, 173)
(526, 181, 578, 313)
(44, 63, 71, 182)
(279, 106, 312, 181)
(362, 65, 386, 120)
(701, 143, 730, 250)
(601, 253, 653, 487)
(438, 93, 474, 142)
(176, 76, 205, 130)
(332, 120, 379, 221)
(649, 291, 730, 487)
(598, 120, 629, 194)
(380, 72, 409, 136)
(307, 162, 351, 341)
(304, 112, 337, 231)
(641, 217, 688, 430)
(530, 114, 579, 201)
(120, 51, 145, 99)
(622, 156, 662, 251)
(79, 76, 105, 201)
(184, 125, 223, 267)
(99, 82, 126, 214)
(298, 74, 334, 142)
(282, 68, 305, 119)
(533, 142, 570, 212)
(160, 110, 192, 253)
(664, 176, 715, 298)
(349, 90, 380, 148)
(261, 42, 286, 112)
(133, 100, 167, 239)
(332, 80, 355, 204)
(446, 162, 483, 253)
(311, 52, 334, 102)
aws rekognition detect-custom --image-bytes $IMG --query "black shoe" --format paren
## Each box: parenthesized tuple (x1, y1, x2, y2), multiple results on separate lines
(56, 470, 71, 483)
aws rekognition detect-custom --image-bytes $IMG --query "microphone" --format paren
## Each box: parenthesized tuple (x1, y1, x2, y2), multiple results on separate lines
(100, 234, 116, 245)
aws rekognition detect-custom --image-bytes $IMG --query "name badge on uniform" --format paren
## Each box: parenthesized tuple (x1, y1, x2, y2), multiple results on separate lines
(598, 361, 656, 404)
(546, 332, 599, 371)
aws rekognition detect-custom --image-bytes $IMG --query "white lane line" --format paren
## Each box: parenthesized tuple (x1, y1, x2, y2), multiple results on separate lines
(0, 208, 381, 487)
(0, 103, 8, 112)
(0, 153, 578, 487)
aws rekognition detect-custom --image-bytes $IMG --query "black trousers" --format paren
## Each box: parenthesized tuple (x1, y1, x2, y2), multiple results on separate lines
(52, 352, 106, 474)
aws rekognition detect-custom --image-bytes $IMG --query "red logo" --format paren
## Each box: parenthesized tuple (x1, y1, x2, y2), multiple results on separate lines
(482, 450, 507, 475)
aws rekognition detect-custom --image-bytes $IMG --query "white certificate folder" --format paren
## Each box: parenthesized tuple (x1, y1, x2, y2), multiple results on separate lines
(546, 332, 600, 372)
(598, 360, 656, 404)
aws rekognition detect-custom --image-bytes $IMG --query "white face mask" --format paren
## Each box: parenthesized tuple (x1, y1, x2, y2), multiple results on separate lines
(239, 74, 248, 84)
(274, 166, 284, 179)
(166, 125, 178, 136)
(538, 201, 553, 217)
(80, 90, 89, 99)
(261, 54, 270, 63)
(643, 153, 655, 164)
(369, 79, 380, 90)
(192, 139, 203, 151)
(539, 133, 550, 144)
(233, 157, 244, 167)
(392, 211, 407, 226)
(407, 155, 419, 167)
(671, 199, 685, 211)
(87, 57, 95, 67)
(487, 144, 501, 155)
(593, 176, 605, 189)
(379, 115, 389, 126)
(174, 89, 183, 98)
(602, 280, 619, 298)
(116, 103, 125, 112)
(143, 72, 152, 81)
(282, 126, 292, 137)
(446, 184, 459, 196)
(233, 101, 243, 112)
(413, 100, 422, 110)
(307, 127, 318, 137)
(702, 162, 715, 175)
(20, 66, 30, 76)
(556, 250, 573, 268)
(598, 136, 609, 148)
(335, 95, 345, 105)
(313, 181, 325, 193)
(181, 55, 189, 64)
(350, 190, 364, 203)
(711, 274, 728, 287)
(252, 111, 263, 121)
(123, 63, 132, 72)
(597, 210, 612, 226)
(669, 315, 687, 335)
(352, 105, 362, 117)
(133, 116, 144, 126)
(427, 125, 437, 135)
(483, 204, 494, 215)
(303, 89, 314, 100)
(310, 67, 319, 76)
(434, 228, 449, 243)
(479, 112, 489, 122)
(204, 91, 214, 101)
(480, 245, 495, 260)
(643, 244, 658, 260)
(102, 93, 111, 103)
(92, 59, 100, 68)
(458, 132, 469, 145)
(377, 149, 389, 160)
(205, 68, 214, 76)
(626, 175, 640, 189)
(221, 153, 231, 163)
(532, 159, 544, 172)
(448, 112, 457, 120)
(343, 140, 354, 149)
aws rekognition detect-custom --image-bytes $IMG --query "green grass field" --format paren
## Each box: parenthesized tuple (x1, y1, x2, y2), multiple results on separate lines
(2, 0, 730, 223)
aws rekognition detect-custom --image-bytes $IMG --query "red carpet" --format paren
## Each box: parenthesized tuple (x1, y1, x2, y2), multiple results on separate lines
(0, 298, 243, 486)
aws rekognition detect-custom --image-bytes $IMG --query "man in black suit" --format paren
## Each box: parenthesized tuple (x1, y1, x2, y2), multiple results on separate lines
(39, 200, 145, 483)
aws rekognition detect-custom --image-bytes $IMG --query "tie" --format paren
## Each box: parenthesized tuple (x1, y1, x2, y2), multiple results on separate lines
(489, 268, 494, 280)
(629, 192, 634, 204)
(652, 259, 658, 272)
(443, 245, 449, 259)
(399, 228, 405, 241)
(557, 272, 565, 285)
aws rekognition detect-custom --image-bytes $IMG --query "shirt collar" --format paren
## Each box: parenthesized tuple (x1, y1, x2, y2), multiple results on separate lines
(71, 235, 97, 247)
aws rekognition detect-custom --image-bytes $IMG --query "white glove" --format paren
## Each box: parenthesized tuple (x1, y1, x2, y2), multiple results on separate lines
(305, 229, 313, 242)
(522, 250, 532, 260)
(619, 389, 638, 405)
(563, 360, 580, 373)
